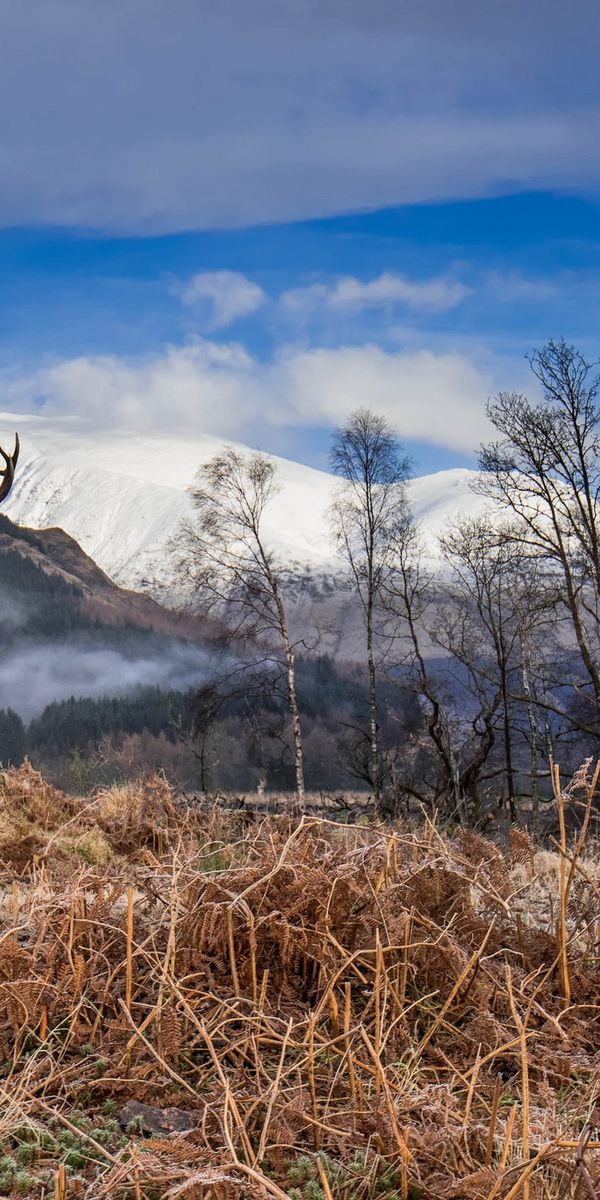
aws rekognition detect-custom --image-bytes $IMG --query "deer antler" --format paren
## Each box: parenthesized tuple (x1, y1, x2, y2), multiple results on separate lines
(0, 433, 19, 504)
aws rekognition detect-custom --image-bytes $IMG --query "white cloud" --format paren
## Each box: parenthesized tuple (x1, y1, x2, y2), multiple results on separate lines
(7, 341, 255, 438)
(282, 272, 469, 315)
(5, 337, 493, 455)
(275, 344, 491, 450)
(175, 270, 266, 328)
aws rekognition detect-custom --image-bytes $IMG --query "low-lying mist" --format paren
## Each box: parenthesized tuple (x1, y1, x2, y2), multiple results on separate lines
(0, 639, 213, 720)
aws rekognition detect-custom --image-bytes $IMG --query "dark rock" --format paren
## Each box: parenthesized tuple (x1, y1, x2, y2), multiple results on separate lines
(118, 1099, 199, 1135)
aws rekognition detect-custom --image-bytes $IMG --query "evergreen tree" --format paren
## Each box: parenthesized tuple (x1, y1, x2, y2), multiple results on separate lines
(0, 707, 25, 766)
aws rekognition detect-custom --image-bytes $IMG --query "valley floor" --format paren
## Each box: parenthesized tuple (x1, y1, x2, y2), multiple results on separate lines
(0, 763, 598, 1198)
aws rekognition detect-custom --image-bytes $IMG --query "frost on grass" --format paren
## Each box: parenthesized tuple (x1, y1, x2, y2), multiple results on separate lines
(0, 763, 598, 1198)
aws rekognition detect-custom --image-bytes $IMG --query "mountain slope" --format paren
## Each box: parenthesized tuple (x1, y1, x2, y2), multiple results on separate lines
(0, 512, 213, 639)
(0, 412, 488, 599)
(0, 511, 213, 718)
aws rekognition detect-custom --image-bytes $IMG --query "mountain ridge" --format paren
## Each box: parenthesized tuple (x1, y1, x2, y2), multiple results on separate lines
(0, 412, 487, 600)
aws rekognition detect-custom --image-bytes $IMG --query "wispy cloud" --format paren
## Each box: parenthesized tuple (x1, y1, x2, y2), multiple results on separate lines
(281, 272, 470, 316)
(483, 271, 562, 303)
(0, 3, 596, 231)
(175, 270, 266, 328)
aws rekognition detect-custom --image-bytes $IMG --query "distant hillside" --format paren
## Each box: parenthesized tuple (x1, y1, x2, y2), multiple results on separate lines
(0, 512, 211, 640)
(0, 514, 214, 719)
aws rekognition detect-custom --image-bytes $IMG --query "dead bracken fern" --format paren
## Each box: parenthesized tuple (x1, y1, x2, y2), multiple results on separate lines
(0, 762, 598, 1197)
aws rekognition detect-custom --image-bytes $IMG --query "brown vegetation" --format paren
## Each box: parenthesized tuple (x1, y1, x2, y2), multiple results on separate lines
(0, 761, 599, 1198)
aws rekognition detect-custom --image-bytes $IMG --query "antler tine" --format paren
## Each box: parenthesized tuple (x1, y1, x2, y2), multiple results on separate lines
(0, 433, 19, 504)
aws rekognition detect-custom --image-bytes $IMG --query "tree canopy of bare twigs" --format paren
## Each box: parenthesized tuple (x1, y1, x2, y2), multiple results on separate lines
(380, 511, 555, 823)
(477, 339, 600, 729)
(437, 518, 554, 820)
(175, 447, 306, 806)
(329, 408, 410, 810)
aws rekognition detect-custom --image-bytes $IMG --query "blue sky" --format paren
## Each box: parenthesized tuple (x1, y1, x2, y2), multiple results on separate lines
(1, 1, 599, 475)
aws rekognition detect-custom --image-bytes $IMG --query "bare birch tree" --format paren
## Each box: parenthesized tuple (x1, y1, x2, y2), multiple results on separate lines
(385, 515, 519, 823)
(329, 409, 410, 809)
(477, 339, 600, 733)
(176, 447, 306, 807)
(383, 514, 460, 813)
(439, 517, 552, 820)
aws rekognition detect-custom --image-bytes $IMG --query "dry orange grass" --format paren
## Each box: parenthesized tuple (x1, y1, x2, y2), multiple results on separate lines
(0, 761, 598, 1198)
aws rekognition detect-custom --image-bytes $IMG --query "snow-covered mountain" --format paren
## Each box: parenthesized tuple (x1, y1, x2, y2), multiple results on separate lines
(0, 412, 487, 602)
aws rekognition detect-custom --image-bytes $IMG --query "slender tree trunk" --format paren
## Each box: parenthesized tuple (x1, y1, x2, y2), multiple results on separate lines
(450, 748, 465, 824)
(366, 592, 381, 812)
(402, 577, 457, 818)
(261, 550, 305, 811)
(542, 685, 555, 773)
(199, 736, 208, 793)
(460, 713, 496, 825)
(284, 637, 305, 809)
(558, 550, 600, 707)
(521, 639, 539, 824)
(500, 661, 516, 822)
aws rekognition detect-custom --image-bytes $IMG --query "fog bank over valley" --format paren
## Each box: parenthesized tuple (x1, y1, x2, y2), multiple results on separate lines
(0, 639, 213, 721)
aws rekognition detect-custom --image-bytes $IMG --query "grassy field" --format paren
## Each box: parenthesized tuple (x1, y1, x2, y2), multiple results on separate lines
(0, 762, 598, 1199)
